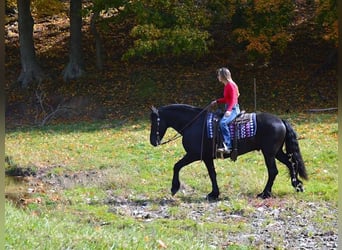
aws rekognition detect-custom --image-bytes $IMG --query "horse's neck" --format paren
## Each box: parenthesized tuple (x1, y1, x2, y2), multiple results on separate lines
(162, 108, 201, 133)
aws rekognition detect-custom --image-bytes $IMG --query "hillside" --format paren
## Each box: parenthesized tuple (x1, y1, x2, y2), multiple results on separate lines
(4, 3, 337, 127)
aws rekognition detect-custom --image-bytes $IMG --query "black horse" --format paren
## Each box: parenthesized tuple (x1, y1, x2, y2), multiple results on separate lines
(149, 104, 308, 200)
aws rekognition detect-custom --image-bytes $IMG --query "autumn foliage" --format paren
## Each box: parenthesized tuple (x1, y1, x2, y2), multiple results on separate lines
(230, 0, 295, 61)
(5, 0, 337, 126)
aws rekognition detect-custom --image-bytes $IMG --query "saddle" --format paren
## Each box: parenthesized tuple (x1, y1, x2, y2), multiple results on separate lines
(207, 111, 257, 161)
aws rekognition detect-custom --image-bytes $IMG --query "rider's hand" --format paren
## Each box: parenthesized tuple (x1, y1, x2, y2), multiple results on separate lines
(210, 100, 217, 106)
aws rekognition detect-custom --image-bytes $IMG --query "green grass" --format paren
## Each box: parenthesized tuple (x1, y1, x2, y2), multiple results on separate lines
(5, 113, 337, 249)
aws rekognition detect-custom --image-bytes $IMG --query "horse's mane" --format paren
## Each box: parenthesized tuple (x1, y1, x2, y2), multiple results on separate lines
(160, 104, 203, 114)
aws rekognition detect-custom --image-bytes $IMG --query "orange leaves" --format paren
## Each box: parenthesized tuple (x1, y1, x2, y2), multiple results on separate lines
(246, 35, 271, 58)
(157, 239, 168, 248)
(234, 28, 250, 44)
(20, 197, 42, 206)
(253, 0, 289, 13)
(230, 0, 295, 62)
(144, 237, 167, 248)
(322, 20, 338, 45)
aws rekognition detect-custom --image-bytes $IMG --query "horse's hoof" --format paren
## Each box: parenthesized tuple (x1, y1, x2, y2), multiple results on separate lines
(171, 187, 179, 196)
(292, 180, 304, 192)
(257, 191, 272, 199)
(206, 192, 219, 201)
(171, 181, 180, 196)
(206, 195, 219, 202)
(295, 183, 304, 192)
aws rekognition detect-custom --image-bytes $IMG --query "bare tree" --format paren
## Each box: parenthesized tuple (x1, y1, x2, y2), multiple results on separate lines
(17, 0, 44, 88)
(63, 0, 84, 81)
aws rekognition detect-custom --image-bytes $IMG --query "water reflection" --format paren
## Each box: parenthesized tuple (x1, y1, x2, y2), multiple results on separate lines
(5, 175, 33, 206)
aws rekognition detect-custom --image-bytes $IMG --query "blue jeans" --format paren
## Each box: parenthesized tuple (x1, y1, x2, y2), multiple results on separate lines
(219, 104, 240, 148)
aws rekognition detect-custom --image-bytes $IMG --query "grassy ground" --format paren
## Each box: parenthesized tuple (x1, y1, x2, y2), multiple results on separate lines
(5, 113, 337, 249)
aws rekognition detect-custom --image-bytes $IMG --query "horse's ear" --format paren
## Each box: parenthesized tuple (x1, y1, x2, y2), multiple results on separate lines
(151, 106, 159, 115)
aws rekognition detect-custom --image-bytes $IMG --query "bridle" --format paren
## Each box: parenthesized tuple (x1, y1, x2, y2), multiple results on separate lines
(151, 106, 163, 145)
(151, 104, 211, 146)
(151, 106, 174, 145)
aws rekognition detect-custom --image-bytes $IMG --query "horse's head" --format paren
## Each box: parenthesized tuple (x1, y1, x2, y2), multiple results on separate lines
(150, 106, 167, 146)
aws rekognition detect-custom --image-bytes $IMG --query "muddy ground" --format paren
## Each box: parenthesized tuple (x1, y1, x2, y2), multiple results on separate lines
(5, 167, 338, 249)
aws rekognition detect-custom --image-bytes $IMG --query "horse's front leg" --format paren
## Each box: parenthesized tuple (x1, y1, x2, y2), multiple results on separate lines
(171, 153, 195, 196)
(203, 158, 220, 201)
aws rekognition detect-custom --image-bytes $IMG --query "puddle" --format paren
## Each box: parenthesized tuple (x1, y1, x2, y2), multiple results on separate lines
(5, 175, 41, 207)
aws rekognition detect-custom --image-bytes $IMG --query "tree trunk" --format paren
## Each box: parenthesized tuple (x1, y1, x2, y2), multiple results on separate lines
(17, 0, 44, 88)
(90, 10, 103, 71)
(63, 0, 84, 81)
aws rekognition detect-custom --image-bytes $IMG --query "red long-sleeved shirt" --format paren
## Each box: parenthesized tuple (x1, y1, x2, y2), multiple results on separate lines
(216, 82, 239, 111)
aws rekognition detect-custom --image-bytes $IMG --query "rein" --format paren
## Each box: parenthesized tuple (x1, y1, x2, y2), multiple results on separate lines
(157, 104, 212, 145)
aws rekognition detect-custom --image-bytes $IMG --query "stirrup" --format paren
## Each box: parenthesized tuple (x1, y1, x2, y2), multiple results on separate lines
(217, 144, 232, 154)
(217, 148, 231, 154)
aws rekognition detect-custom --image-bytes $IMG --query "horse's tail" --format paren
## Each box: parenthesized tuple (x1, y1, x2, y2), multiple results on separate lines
(282, 119, 308, 180)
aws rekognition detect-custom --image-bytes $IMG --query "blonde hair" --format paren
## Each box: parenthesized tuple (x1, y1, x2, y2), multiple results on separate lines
(217, 67, 240, 96)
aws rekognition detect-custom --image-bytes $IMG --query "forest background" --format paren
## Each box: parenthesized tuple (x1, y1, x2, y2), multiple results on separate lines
(3, 1, 338, 248)
(5, 0, 337, 127)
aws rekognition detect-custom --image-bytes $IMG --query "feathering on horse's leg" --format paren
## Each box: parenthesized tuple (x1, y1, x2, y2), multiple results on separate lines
(282, 119, 308, 181)
(282, 119, 308, 192)
(276, 149, 304, 192)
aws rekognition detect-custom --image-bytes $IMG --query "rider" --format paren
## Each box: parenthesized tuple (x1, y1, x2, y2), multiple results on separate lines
(211, 67, 240, 154)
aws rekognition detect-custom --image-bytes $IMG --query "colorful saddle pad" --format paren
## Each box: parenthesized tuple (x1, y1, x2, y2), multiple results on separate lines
(207, 112, 257, 140)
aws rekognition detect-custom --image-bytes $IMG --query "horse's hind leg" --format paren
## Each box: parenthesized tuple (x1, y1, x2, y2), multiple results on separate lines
(203, 158, 220, 200)
(276, 150, 304, 192)
(171, 153, 196, 196)
(258, 154, 278, 199)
